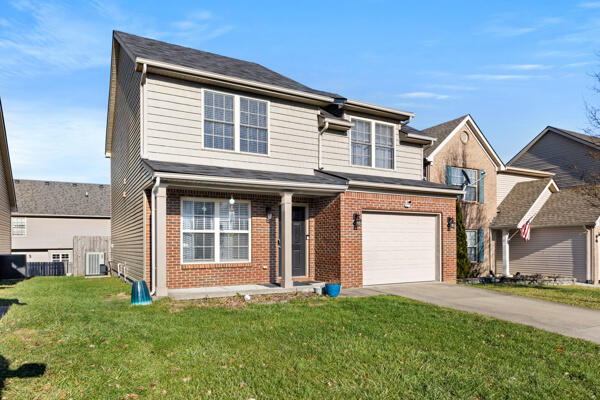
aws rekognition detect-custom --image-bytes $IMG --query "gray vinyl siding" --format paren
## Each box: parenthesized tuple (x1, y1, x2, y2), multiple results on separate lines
(144, 75, 423, 180)
(496, 173, 537, 206)
(0, 146, 10, 253)
(495, 227, 587, 281)
(511, 132, 600, 188)
(110, 48, 152, 282)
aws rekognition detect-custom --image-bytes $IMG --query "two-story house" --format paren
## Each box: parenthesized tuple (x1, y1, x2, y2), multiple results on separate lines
(105, 31, 462, 297)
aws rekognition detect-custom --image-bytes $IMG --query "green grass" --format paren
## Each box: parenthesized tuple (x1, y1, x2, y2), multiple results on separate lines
(1, 278, 600, 399)
(471, 284, 600, 311)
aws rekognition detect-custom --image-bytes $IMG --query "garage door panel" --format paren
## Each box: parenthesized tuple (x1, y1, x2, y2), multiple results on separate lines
(362, 213, 437, 285)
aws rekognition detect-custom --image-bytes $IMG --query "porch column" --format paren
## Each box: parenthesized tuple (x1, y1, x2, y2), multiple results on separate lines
(280, 191, 293, 288)
(502, 229, 510, 277)
(155, 184, 168, 297)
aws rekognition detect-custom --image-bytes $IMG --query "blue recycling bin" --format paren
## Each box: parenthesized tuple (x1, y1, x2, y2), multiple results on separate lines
(131, 281, 152, 306)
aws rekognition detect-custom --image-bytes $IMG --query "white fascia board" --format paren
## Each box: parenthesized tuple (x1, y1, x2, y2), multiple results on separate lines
(344, 99, 414, 120)
(425, 116, 468, 163)
(503, 166, 555, 177)
(516, 180, 559, 228)
(347, 180, 464, 196)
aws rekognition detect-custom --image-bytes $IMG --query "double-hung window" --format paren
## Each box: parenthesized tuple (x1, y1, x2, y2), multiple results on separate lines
(466, 230, 478, 263)
(52, 253, 69, 263)
(448, 167, 478, 202)
(11, 217, 26, 237)
(181, 199, 251, 263)
(203, 90, 269, 155)
(351, 118, 394, 169)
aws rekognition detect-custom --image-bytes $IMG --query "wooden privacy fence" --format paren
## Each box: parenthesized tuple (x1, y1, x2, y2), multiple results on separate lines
(26, 262, 65, 277)
(72, 236, 111, 276)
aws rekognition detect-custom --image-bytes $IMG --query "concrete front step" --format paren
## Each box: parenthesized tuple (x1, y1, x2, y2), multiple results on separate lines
(167, 281, 325, 300)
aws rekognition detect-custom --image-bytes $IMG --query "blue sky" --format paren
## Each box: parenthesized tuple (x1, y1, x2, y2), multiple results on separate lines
(1, 0, 599, 184)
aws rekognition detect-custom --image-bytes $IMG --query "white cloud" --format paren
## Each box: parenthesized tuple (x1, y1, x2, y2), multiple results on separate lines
(3, 100, 109, 183)
(564, 61, 596, 68)
(427, 84, 478, 91)
(502, 64, 552, 70)
(396, 92, 452, 100)
(466, 74, 543, 81)
(483, 15, 563, 37)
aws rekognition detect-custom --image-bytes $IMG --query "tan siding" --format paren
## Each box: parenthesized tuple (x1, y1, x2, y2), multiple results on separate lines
(495, 227, 587, 281)
(496, 173, 537, 206)
(511, 131, 600, 188)
(110, 48, 152, 282)
(144, 75, 424, 180)
(0, 143, 10, 253)
(11, 217, 110, 250)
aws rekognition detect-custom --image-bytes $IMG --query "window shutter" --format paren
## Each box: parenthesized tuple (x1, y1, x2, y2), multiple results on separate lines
(445, 165, 452, 185)
(478, 169, 485, 203)
(478, 228, 485, 263)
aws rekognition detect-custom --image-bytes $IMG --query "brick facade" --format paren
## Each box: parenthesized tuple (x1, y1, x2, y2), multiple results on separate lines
(147, 188, 457, 290)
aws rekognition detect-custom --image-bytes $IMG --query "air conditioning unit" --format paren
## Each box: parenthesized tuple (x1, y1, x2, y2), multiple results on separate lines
(86, 252, 105, 276)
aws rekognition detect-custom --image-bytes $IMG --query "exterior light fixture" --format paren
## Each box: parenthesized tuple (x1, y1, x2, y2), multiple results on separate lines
(353, 213, 361, 230)
(447, 217, 456, 231)
(229, 195, 235, 205)
(266, 207, 272, 220)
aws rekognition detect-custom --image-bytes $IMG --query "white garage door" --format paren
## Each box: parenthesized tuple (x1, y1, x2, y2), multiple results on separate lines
(362, 213, 438, 285)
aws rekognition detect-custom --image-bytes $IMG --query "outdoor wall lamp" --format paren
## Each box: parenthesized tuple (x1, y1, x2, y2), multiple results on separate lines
(266, 207, 272, 220)
(447, 217, 456, 231)
(353, 213, 361, 230)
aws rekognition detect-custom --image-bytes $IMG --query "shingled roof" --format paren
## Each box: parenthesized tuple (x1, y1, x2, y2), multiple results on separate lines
(13, 180, 110, 217)
(422, 115, 468, 157)
(492, 178, 553, 228)
(114, 31, 341, 99)
(550, 126, 600, 147)
(532, 186, 600, 227)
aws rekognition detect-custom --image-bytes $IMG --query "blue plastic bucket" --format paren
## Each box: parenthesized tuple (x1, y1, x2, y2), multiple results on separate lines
(325, 283, 341, 298)
(131, 281, 152, 306)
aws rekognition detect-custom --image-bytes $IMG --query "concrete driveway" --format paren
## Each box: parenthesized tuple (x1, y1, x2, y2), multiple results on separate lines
(342, 282, 600, 344)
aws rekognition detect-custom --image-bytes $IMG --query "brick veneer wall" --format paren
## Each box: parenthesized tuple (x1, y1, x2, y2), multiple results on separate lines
(339, 191, 457, 288)
(163, 189, 317, 289)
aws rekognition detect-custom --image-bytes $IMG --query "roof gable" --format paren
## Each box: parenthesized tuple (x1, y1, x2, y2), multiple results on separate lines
(13, 180, 110, 217)
(492, 178, 557, 228)
(422, 114, 504, 169)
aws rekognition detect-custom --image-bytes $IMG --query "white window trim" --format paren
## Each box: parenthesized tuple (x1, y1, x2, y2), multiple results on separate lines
(180, 197, 252, 265)
(450, 166, 479, 202)
(466, 229, 478, 263)
(349, 116, 396, 170)
(51, 253, 70, 262)
(11, 217, 27, 237)
(201, 88, 271, 157)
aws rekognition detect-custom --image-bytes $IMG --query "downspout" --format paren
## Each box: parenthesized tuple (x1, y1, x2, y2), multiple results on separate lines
(150, 176, 160, 295)
(318, 121, 329, 170)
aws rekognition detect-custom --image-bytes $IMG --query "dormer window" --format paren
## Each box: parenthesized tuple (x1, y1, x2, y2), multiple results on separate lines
(203, 90, 269, 155)
(350, 118, 394, 169)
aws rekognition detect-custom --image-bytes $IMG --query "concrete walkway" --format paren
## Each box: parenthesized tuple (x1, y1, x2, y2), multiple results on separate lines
(342, 282, 600, 344)
(168, 281, 324, 300)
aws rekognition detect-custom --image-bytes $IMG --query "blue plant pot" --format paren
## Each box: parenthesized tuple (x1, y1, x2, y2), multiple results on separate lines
(325, 283, 341, 298)
(131, 281, 152, 306)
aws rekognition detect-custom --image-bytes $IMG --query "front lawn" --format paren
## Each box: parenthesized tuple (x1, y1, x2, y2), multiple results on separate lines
(472, 284, 600, 311)
(1, 278, 600, 399)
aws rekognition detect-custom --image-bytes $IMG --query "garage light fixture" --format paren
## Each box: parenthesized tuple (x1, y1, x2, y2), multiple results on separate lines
(447, 217, 456, 231)
(353, 213, 361, 230)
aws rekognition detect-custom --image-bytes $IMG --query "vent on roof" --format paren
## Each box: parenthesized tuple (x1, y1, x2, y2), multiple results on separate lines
(45, 182, 49, 185)
(72, 183, 77, 187)
(85, 191, 89, 197)
(15, 179, 19, 183)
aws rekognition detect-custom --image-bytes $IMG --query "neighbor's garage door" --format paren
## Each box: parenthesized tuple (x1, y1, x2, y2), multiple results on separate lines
(362, 213, 438, 285)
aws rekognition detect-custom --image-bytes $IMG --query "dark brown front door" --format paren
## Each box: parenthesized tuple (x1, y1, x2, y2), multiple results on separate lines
(279, 206, 307, 277)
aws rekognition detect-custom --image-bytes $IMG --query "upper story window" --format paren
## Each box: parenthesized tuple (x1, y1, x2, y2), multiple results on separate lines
(11, 217, 26, 237)
(350, 118, 394, 170)
(448, 166, 478, 202)
(203, 90, 268, 155)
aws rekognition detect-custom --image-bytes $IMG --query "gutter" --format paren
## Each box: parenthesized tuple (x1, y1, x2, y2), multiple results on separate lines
(347, 180, 465, 196)
(150, 176, 160, 296)
(318, 121, 329, 170)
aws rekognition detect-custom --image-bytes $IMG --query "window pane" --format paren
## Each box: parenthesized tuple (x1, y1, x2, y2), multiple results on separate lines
(183, 201, 214, 230)
(240, 97, 268, 155)
(204, 91, 234, 150)
(183, 232, 214, 262)
(466, 231, 477, 262)
(351, 119, 372, 166)
(465, 186, 476, 202)
(219, 202, 250, 231)
(220, 233, 249, 261)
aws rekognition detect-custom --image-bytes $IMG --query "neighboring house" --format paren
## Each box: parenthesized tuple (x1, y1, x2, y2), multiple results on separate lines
(105, 31, 463, 296)
(11, 180, 111, 274)
(422, 115, 504, 274)
(490, 126, 600, 282)
(508, 126, 600, 188)
(0, 99, 17, 254)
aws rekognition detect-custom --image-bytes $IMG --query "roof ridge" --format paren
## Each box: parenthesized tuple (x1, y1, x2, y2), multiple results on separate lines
(14, 178, 109, 186)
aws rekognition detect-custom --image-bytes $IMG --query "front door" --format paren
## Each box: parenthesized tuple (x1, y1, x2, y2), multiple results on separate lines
(279, 206, 307, 277)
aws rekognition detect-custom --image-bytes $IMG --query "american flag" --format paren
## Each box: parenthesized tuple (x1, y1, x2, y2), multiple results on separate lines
(520, 218, 532, 241)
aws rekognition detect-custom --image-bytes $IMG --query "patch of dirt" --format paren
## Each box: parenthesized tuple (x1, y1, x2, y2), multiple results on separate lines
(103, 292, 129, 301)
(167, 292, 326, 312)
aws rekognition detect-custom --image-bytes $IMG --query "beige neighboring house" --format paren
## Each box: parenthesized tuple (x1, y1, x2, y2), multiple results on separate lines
(11, 180, 111, 273)
(423, 115, 504, 274)
(0, 99, 17, 254)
